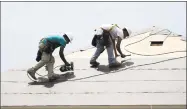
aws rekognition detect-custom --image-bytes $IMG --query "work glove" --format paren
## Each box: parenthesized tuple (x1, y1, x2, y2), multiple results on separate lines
(65, 62, 70, 66)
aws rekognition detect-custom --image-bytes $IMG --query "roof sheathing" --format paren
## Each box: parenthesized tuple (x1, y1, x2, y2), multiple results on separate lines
(1, 27, 186, 108)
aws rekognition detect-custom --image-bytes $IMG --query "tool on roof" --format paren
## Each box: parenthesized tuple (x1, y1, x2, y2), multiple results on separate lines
(59, 62, 74, 72)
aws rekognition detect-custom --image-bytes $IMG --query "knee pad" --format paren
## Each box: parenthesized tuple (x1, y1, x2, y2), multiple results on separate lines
(49, 56, 55, 64)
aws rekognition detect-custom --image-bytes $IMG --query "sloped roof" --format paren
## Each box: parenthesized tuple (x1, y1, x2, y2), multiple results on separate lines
(1, 27, 186, 108)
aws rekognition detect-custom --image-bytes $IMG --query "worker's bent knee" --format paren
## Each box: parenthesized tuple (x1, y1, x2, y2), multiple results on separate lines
(41, 54, 51, 62)
(41, 57, 50, 62)
(41, 59, 50, 63)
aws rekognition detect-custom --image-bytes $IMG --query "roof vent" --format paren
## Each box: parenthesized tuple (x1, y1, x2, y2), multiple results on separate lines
(150, 41, 163, 46)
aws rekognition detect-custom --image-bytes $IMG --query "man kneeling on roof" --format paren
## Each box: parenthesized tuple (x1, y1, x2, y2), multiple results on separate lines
(27, 33, 73, 81)
(91, 24, 131, 68)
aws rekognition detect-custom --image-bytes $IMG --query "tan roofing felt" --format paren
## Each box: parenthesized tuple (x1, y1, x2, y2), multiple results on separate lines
(1, 27, 186, 108)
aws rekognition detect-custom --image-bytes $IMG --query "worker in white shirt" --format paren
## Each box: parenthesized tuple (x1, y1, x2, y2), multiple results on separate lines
(90, 24, 131, 68)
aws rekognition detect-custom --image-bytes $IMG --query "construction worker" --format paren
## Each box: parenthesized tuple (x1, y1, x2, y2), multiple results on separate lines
(90, 24, 131, 68)
(27, 33, 73, 81)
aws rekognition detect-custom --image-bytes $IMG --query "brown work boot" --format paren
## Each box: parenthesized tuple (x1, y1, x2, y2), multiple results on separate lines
(27, 67, 37, 80)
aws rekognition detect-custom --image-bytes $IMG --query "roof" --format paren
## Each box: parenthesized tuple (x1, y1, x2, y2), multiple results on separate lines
(1, 27, 186, 108)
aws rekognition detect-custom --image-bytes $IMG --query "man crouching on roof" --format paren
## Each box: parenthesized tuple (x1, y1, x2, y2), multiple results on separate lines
(27, 33, 74, 81)
(90, 24, 131, 68)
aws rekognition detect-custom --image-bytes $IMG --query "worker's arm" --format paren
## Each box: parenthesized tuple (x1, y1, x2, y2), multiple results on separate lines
(59, 46, 70, 66)
(111, 38, 118, 57)
(116, 37, 126, 58)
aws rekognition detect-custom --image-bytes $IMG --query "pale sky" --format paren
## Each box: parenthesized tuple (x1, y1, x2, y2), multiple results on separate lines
(1, 2, 186, 72)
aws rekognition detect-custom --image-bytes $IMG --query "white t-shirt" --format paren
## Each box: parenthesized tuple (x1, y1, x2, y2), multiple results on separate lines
(100, 24, 124, 39)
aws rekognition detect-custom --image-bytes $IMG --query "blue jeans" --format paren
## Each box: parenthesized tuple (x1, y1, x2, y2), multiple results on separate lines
(90, 38, 116, 64)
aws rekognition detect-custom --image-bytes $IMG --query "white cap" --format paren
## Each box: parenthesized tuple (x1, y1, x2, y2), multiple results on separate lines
(64, 32, 74, 43)
(122, 27, 132, 39)
(127, 29, 132, 36)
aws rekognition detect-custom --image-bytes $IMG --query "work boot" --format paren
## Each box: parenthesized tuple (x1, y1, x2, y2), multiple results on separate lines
(27, 67, 37, 80)
(48, 73, 60, 81)
(90, 61, 100, 65)
(90, 61, 100, 67)
(109, 62, 121, 68)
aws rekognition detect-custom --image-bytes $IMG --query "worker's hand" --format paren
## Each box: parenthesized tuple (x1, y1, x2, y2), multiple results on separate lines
(65, 62, 70, 66)
(121, 54, 126, 58)
(114, 52, 120, 57)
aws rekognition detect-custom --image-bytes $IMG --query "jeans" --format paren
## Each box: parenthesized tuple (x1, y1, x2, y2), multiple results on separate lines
(90, 37, 116, 64)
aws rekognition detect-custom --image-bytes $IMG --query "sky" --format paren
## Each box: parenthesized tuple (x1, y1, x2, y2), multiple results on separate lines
(1, 2, 186, 72)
